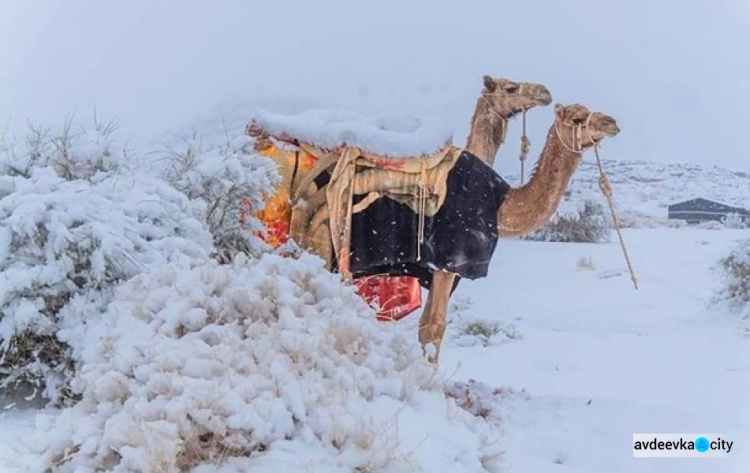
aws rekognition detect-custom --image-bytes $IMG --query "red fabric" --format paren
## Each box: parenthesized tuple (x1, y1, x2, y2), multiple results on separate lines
(354, 275, 422, 321)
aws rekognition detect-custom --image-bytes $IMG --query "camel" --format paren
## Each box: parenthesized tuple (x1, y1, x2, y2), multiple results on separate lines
(251, 74, 550, 207)
(416, 103, 619, 361)
(466, 76, 551, 167)
(248, 85, 619, 364)
(294, 103, 619, 363)
(278, 75, 552, 266)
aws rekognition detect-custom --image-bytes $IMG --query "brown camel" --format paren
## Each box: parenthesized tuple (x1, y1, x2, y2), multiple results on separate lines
(249, 91, 619, 364)
(289, 75, 552, 261)
(252, 75, 552, 265)
(417, 103, 620, 362)
(285, 103, 618, 363)
(466, 76, 552, 167)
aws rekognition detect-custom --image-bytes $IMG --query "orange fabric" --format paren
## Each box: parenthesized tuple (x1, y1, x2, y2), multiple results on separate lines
(255, 145, 316, 248)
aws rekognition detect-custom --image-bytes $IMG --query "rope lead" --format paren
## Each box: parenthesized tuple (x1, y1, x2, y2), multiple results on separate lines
(593, 144, 638, 290)
(519, 109, 530, 185)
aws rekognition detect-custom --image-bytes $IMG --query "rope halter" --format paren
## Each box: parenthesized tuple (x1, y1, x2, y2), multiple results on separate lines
(553, 111, 601, 154)
(480, 83, 534, 182)
(480, 93, 509, 145)
(479, 83, 529, 146)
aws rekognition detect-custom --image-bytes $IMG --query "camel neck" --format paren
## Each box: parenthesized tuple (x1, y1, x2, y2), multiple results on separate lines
(520, 124, 583, 193)
(497, 123, 584, 237)
(466, 95, 508, 167)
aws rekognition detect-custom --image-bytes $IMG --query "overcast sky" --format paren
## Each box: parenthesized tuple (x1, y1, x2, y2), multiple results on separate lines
(1, 0, 749, 175)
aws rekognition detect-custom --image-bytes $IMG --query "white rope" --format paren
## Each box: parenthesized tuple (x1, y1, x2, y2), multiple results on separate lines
(554, 112, 638, 290)
(417, 157, 429, 261)
(554, 120, 583, 153)
(519, 109, 530, 184)
(592, 143, 639, 290)
(480, 94, 508, 144)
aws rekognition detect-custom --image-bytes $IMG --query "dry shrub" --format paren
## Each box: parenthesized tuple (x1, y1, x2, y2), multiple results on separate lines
(525, 200, 610, 243)
(717, 239, 750, 315)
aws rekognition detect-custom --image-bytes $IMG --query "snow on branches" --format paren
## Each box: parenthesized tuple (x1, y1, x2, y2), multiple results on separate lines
(0, 121, 214, 404)
(717, 238, 750, 319)
(160, 134, 279, 261)
(41, 254, 501, 472)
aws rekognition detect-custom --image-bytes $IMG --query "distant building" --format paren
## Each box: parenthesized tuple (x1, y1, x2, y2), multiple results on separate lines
(668, 198, 750, 224)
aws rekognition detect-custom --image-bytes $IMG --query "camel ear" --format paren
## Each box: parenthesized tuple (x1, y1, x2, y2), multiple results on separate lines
(483, 75, 496, 92)
(554, 103, 565, 118)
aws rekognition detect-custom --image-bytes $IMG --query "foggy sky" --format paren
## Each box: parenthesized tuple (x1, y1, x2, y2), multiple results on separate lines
(2, 0, 749, 175)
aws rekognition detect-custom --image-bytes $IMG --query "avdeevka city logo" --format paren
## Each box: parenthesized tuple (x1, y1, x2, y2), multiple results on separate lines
(632, 434, 733, 458)
(695, 437, 710, 453)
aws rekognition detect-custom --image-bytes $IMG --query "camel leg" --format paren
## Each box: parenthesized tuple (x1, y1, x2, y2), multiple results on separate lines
(306, 207, 330, 247)
(310, 222, 333, 269)
(290, 186, 329, 243)
(418, 270, 456, 364)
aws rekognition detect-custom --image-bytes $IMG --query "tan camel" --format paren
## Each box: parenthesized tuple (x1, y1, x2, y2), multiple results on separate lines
(286, 103, 619, 363)
(289, 76, 552, 261)
(417, 103, 620, 362)
(253, 75, 552, 265)
(249, 89, 619, 364)
(466, 76, 552, 167)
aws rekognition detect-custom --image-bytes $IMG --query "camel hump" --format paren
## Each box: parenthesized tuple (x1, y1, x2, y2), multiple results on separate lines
(247, 109, 453, 159)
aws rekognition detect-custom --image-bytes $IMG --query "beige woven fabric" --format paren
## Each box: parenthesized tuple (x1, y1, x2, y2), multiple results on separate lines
(324, 146, 460, 278)
(250, 126, 460, 274)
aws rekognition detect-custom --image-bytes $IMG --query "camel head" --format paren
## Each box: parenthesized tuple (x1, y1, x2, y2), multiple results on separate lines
(553, 103, 620, 151)
(481, 75, 553, 116)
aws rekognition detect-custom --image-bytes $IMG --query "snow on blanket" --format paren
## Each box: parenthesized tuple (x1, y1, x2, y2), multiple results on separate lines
(250, 109, 453, 157)
(38, 253, 502, 472)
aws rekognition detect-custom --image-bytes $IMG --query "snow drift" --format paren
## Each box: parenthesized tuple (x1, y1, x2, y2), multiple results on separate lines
(41, 253, 501, 472)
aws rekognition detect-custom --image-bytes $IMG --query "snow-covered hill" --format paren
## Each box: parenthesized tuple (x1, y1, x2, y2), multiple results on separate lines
(507, 159, 750, 219)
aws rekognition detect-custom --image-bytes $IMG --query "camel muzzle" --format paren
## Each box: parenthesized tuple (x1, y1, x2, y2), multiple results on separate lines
(601, 116, 620, 136)
(536, 89, 553, 106)
(524, 83, 552, 107)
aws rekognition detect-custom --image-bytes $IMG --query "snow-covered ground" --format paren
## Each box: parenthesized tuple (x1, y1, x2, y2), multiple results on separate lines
(1, 226, 747, 472)
(419, 227, 750, 472)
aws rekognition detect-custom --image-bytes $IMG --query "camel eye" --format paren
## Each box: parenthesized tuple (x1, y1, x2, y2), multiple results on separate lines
(504, 85, 519, 93)
(572, 117, 585, 125)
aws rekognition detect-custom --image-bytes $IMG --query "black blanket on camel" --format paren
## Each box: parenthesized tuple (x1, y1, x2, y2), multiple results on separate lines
(344, 151, 511, 289)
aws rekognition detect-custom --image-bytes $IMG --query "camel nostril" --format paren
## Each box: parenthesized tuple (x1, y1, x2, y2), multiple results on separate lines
(536, 88, 553, 105)
(600, 117, 620, 136)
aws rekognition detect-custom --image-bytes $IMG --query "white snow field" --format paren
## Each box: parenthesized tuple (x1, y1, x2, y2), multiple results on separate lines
(0, 226, 747, 472)
(432, 227, 750, 472)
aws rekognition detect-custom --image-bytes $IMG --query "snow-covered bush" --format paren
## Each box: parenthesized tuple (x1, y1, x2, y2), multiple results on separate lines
(160, 134, 279, 261)
(453, 319, 521, 348)
(0, 123, 213, 405)
(0, 118, 124, 180)
(41, 253, 501, 472)
(723, 213, 748, 229)
(525, 200, 610, 243)
(447, 295, 520, 348)
(716, 239, 750, 318)
(698, 220, 723, 230)
(618, 211, 686, 229)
